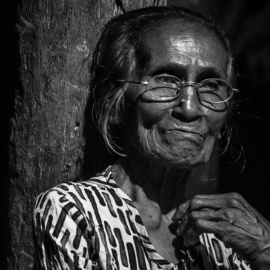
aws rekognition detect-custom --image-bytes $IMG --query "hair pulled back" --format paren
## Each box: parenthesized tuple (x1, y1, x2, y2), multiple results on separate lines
(90, 6, 235, 155)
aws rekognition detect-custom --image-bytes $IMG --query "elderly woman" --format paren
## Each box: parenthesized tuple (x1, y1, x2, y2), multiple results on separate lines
(33, 6, 270, 270)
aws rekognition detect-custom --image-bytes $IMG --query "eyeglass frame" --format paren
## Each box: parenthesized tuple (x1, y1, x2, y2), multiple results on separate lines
(117, 74, 239, 104)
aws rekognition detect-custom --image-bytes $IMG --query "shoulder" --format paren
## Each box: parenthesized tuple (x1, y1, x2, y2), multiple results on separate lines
(34, 171, 124, 218)
(33, 179, 111, 269)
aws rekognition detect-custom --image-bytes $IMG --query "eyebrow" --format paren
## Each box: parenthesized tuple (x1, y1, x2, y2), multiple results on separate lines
(146, 63, 225, 80)
(147, 63, 187, 77)
(196, 67, 224, 80)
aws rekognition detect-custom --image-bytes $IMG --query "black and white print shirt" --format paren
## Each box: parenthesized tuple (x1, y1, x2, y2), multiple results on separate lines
(33, 166, 251, 270)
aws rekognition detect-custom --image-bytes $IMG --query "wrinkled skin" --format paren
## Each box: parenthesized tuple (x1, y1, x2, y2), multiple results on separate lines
(172, 193, 270, 269)
(119, 21, 270, 268)
(124, 22, 228, 169)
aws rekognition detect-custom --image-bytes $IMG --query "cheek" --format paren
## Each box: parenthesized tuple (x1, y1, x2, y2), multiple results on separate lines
(126, 105, 168, 154)
(125, 100, 228, 167)
(206, 111, 227, 136)
(136, 104, 168, 128)
(135, 113, 163, 151)
(201, 102, 228, 135)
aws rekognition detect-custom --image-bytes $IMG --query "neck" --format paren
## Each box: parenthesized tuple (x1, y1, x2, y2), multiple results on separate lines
(111, 155, 215, 265)
(112, 155, 191, 215)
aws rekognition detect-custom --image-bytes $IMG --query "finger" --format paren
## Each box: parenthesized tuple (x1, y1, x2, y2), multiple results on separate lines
(176, 212, 189, 235)
(183, 226, 201, 247)
(191, 219, 270, 262)
(189, 194, 243, 210)
(172, 200, 190, 222)
(190, 208, 264, 236)
(177, 208, 212, 236)
(194, 192, 250, 211)
(192, 218, 264, 245)
(174, 193, 247, 222)
(189, 208, 244, 224)
(189, 193, 258, 223)
(178, 218, 207, 247)
(194, 219, 258, 249)
(189, 219, 235, 242)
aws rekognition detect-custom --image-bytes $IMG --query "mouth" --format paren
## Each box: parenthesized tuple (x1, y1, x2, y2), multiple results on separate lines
(166, 128, 206, 139)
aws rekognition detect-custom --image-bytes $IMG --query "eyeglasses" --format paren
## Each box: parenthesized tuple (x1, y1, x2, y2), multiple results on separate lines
(117, 74, 238, 104)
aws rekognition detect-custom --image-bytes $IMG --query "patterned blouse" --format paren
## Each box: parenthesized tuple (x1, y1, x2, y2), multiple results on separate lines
(33, 166, 251, 270)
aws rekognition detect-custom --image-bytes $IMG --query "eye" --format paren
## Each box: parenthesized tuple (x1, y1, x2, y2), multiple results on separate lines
(198, 78, 233, 104)
(200, 79, 220, 92)
(154, 74, 181, 88)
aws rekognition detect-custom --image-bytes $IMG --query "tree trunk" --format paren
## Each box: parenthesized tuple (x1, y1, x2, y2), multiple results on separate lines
(7, 0, 166, 269)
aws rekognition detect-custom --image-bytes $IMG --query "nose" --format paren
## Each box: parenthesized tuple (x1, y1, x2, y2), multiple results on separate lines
(172, 85, 202, 122)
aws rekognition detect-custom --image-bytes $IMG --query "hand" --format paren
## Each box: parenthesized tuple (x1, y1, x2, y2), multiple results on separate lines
(172, 193, 270, 269)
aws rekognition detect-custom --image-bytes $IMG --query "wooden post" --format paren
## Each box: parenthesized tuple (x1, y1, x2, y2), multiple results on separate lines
(8, 0, 166, 269)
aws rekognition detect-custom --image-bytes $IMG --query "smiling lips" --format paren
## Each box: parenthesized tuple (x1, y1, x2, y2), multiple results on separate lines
(166, 128, 206, 139)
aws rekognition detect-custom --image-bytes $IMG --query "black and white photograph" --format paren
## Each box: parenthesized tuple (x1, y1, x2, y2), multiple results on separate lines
(2, 0, 270, 269)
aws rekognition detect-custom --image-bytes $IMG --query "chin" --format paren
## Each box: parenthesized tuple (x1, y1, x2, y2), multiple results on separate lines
(168, 158, 208, 170)
(147, 150, 211, 170)
(148, 143, 214, 169)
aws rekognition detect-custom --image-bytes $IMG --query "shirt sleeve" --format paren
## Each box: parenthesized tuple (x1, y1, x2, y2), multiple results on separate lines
(33, 187, 98, 270)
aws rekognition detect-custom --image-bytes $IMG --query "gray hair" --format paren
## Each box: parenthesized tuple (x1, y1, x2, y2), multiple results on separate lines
(90, 6, 236, 155)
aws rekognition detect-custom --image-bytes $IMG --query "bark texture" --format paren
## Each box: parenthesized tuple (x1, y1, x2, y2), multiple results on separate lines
(8, 0, 166, 269)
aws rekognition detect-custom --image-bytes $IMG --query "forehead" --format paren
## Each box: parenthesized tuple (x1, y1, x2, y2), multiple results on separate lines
(139, 20, 229, 77)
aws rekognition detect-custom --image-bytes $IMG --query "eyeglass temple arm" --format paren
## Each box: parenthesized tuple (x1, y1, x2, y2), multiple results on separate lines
(117, 79, 148, 85)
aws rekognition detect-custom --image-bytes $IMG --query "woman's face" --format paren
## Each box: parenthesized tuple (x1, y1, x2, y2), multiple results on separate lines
(123, 22, 230, 169)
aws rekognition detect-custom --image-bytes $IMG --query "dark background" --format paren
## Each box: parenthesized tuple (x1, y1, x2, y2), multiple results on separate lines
(168, 0, 270, 219)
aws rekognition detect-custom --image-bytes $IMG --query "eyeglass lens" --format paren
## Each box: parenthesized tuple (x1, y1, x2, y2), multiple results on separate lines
(146, 76, 233, 103)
